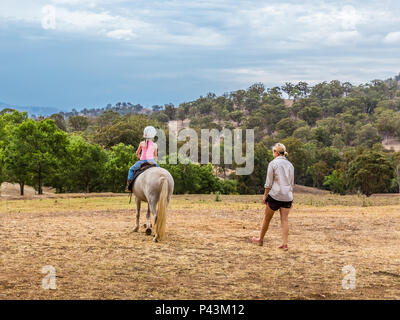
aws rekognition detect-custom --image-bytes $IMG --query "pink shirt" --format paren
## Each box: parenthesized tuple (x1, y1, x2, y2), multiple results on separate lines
(140, 140, 156, 160)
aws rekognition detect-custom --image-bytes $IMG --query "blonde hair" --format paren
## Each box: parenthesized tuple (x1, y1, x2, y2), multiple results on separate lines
(273, 143, 288, 157)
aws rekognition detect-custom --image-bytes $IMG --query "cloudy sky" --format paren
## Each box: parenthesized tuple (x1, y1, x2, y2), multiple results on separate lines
(1, 0, 400, 110)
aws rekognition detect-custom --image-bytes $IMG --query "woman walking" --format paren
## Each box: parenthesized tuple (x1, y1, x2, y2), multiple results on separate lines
(252, 143, 294, 250)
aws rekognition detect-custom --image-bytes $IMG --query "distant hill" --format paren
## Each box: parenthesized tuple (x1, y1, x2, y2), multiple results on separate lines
(0, 101, 154, 118)
(0, 101, 61, 117)
(59, 103, 153, 119)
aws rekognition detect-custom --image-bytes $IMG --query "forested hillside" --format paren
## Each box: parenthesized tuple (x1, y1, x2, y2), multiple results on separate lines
(1, 75, 400, 196)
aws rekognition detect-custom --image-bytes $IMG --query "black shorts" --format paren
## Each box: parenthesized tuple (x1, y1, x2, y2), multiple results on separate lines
(265, 194, 292, 211)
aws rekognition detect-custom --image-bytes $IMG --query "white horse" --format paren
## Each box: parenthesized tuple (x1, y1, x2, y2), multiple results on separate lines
(131, 166, 174, 242)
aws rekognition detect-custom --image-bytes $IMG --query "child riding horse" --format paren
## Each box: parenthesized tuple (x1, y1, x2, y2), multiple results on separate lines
(126, 126, 159, 191)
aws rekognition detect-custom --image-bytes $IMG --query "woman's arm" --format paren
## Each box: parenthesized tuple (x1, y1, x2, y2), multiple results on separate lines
(153, 143, 158, 161)
(136, 143, 143, 159)
(263, 188, 270, 203)
(263, 163, 274, 203)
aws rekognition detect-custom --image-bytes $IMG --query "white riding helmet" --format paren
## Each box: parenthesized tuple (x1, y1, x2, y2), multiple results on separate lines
(143, 126, 157, 139)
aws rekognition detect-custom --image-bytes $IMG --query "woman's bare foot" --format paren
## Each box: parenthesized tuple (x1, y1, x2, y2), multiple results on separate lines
(252, 236, 263, 246)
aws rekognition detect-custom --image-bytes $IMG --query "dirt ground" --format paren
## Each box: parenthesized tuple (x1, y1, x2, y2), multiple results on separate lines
(1, 193, 400, 300)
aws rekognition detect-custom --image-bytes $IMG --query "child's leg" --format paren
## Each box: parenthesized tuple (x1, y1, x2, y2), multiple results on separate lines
(148, 159, 159, 167)
(128, 161, 144, 180)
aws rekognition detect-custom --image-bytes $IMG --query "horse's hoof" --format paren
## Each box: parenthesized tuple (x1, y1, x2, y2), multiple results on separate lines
(153, 237, 158, 243)
(145, 228, 152, 236)
(133, 227, 139, 232)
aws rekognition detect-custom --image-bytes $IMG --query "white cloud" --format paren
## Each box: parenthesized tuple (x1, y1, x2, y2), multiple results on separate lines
(54, 8, 120, 31)
(325, 30, 360, 45)
(2, 1, 400, 51)
(297, 5, 365, 31)
(50, 0, 101, 7)
(383, 31, 400, 44)
(212, 54, 400, 89)
(106, 29, 135, 40)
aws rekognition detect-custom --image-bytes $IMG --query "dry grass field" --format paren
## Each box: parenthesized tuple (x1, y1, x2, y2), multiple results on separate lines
(1, 192, 400, 300)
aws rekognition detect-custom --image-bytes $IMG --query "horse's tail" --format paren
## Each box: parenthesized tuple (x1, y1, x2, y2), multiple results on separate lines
(155, 178, 168, 241)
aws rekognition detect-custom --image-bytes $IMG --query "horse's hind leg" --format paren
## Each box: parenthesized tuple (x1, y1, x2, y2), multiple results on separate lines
(148, 201, 158, 242)
(133, 197, 141, 232)
(145, 206, 152, 236)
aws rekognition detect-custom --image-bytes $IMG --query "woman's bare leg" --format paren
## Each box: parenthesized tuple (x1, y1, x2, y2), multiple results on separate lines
(259, 204, 275, 241)
(279, 207, 290, 246)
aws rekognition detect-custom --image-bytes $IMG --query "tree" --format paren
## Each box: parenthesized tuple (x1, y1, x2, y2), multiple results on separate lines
(323, 170, 346, 195)
(0, 148, 4, 185)
(6, 119, 68, 195)
(151, 111, 169, 123)
(66, 135, 108, 193)
(152, 105, 162, 112)
(310, 126, 331, 146)
(281, 137, 309, 184)
(296, 81, 310, 97)
(133, 105, 143, 114)
(395, 164, 400, 193)
(347, 151, 393, 196)
(309, 160, 331, 188)
(96, 110, 121, 129)
(177, 103, 190, 122)
(230, 90, 246, 109)
(3, 135, 33, 195)
(104, 143, 135, 192)
(0, 108, 16, 115)
(244, 92, 261, 112)
(236, 142, 273, 194)
(164, 104, 176, 120)
(93, 115, 160, 148)
(0, 109, 28, 124)
(342, 82, 353, 97)
(393, 152, 400, 193)
(375, 109, 398, 141)
(247, 83, 265, 96)
(355, 124, 382, 148)
(160, 154, 220, 194)
(49, 113, 67, 131)
(298, 105, 323, 126)
(311, 81, 332, 101)
(259, 103, 288, 135)
(329, 80, 344, 98)
(267, 86, 282, 97)
(317, 146, 341, 168)
(293, 126, 312, 143)
(229, 110, 245, 125)
(276, 118, 306, 139)
(0, 110, 29, 193)
(281, 82, 295, 99)
(68, 115, 90, 132)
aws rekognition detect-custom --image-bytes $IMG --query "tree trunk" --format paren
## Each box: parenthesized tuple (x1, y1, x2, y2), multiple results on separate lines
(396, 165, 400, 194)
(86, 174, 90, 193)
(19, 182, 24, 196)
(38, 164, 43, 195)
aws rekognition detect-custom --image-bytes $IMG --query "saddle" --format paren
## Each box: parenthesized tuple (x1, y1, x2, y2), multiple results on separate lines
(128, 162, 157, 192)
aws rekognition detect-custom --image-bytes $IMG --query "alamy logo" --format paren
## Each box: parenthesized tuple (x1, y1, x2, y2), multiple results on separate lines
(42, 265, 56, 290)
(155, 121, 254, 175)
(41, 5, 57, 30)
(341, 265, 356, 290)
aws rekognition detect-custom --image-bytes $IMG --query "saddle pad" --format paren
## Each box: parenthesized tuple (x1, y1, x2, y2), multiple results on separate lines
(128, 162, 157, 192)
